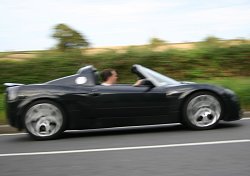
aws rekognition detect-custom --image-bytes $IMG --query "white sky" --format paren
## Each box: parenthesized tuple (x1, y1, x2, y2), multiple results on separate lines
(1, 0, 250, 51)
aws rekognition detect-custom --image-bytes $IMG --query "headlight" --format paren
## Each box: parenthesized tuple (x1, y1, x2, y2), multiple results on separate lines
(7, 86, 19, 101)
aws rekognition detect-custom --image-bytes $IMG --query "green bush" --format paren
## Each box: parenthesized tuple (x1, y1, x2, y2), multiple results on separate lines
(1, 44, 249, 86)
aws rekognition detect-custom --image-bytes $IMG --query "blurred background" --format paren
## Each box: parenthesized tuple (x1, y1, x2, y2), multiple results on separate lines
(0, 0, 250, 124)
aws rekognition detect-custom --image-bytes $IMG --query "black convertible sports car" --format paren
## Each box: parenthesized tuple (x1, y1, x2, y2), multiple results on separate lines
(4, 65, 241, 140)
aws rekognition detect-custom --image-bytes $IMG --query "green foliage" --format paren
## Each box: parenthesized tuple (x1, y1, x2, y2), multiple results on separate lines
(52, 23, 89, 51)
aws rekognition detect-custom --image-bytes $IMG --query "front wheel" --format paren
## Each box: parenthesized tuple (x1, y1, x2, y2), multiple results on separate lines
(24, 100, 66, 140)
(182, 92, 223, 130)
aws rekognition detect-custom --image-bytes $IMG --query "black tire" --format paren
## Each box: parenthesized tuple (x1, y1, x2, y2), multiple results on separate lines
(182, 91, 223, 130)
(23, 100, 66, 140)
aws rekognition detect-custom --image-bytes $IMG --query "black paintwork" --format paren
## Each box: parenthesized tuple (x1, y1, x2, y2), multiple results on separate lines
(4, 65, 242, 131)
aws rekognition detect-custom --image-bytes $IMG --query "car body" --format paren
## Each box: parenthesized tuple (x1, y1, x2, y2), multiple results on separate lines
(4, 65, 242, 140)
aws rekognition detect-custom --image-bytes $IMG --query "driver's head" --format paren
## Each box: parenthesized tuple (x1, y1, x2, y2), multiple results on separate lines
(100, 69, 118, 84)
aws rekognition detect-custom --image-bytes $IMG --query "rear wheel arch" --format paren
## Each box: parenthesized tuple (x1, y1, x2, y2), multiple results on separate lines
(21, 98, 68, 140)
(21, 98, 68, 122)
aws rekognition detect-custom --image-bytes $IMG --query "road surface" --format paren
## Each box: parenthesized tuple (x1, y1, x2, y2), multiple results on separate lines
(0, 119, 250, 176)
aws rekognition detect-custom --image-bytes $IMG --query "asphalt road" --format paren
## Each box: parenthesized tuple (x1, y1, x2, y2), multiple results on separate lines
(0, 119, 250, 176)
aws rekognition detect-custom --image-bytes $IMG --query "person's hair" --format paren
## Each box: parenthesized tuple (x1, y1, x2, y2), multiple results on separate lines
(100, 69, 116, 82)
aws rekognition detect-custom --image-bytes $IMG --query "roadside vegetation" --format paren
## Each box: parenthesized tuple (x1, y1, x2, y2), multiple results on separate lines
(0, 94, 5, 124)
(0, 38, 249, 124)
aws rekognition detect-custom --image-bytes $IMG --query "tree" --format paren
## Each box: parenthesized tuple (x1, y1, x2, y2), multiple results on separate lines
(149, 37, 167, 48)
(201, 36, 221, 47)
(204, 36, 220, 44)
(52, 23, 89, 51)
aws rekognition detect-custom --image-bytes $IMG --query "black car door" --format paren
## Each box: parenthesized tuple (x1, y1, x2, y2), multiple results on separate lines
(90, 85, 148, 118)
(89, 85, 177, 127)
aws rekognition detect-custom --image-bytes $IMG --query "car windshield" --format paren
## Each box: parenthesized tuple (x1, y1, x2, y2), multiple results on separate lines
(137, 65, 180, 86)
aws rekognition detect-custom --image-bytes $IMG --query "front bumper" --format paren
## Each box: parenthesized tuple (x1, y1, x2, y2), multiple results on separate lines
(222, 90, 242, 121)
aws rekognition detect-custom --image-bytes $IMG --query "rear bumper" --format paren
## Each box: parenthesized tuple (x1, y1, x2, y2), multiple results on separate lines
(5, 99, 23, 130)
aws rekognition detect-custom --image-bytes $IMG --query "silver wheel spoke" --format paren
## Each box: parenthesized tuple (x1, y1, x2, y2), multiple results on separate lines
(25, 103, 63, 137)
(187, 95, 221, 128)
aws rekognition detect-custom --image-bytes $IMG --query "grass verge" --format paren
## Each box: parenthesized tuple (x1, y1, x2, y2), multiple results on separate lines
(0, 94, 6, 124)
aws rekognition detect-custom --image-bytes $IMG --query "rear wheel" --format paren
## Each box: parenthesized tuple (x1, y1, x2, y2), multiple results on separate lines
(24, 100, 66, 140)
(182, 92, 223, 130)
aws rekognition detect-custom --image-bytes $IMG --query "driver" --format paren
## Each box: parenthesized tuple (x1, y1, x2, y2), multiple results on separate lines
(100, 68, 143, 86)
(100, 69, 118, 86)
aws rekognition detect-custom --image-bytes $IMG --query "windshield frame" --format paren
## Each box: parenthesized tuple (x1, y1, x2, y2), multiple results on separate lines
(134, 65, 180, 87)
